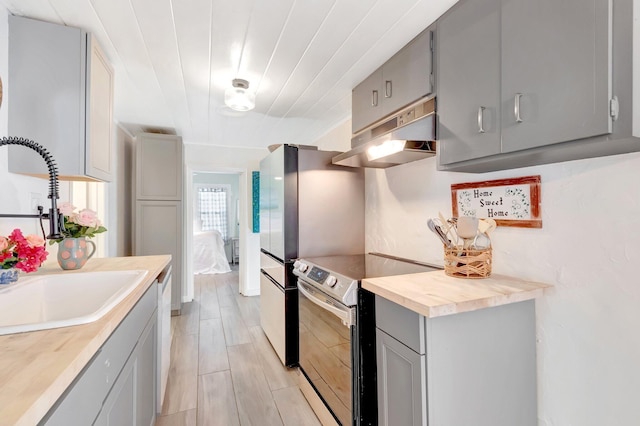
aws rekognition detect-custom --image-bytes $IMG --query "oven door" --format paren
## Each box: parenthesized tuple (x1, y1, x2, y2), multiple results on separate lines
(298, 279, 356, 426)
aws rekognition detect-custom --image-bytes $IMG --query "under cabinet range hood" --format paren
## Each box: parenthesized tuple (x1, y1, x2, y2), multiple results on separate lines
(333, 97, 436, 168)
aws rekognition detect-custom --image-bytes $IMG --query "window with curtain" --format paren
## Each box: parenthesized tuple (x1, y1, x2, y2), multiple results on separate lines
(197, 186, 228, 240)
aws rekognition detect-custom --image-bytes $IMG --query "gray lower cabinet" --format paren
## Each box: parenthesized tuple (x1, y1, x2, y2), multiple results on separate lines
(94, 309, 157, 426)
(437, 0, 615, 171)
(375, 295, 537, 426)
(94, 353, 136, 426)
(40, 283, 158, 425)
(135, 201, 182, 312)
(376, 328, 426, 426)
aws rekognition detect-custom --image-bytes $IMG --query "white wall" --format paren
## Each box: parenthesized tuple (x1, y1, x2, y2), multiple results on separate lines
(366, 150, 640, 425)
(313, 117, 352, 152)
(184, 144, 267, 297)
(0, 7, 70, 266)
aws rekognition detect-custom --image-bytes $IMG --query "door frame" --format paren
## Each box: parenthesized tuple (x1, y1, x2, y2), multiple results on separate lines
(184, 165, 248, 301)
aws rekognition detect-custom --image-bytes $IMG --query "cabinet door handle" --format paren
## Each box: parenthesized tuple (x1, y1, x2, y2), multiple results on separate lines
(477, 106, 486, 133)
(385, 80, 392, 98)
(514, 93, 524, 123)
(372, 90, 378, 107)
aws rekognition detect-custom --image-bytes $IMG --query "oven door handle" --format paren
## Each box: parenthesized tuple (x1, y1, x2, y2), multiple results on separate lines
(297, 281, 354, 327)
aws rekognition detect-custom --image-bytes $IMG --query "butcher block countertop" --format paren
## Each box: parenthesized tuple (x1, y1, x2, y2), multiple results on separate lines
(362, 270, 552, 318)
(0, 255, 171, 426)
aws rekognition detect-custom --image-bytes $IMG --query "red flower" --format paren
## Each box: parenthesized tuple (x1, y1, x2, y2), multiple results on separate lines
(1, 229, 48, 273)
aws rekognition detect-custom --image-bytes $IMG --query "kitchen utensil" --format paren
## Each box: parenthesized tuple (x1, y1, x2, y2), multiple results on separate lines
(478, 218, 497, 235)
(438, 212, 458, 245)
(473, 218, 496, 249)
(456, 216, 479, 249)
(472, 232, 491, 249)
(427, 219, 452, 248)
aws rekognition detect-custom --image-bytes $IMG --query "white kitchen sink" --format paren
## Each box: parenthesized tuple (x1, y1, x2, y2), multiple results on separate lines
(0, 270, 149, 335)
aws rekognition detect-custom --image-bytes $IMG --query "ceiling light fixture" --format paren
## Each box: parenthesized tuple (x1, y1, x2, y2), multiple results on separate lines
(224, 78, 255, 112)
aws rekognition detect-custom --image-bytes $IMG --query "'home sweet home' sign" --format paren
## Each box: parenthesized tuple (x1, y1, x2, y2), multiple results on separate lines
(451, 175, 542, 228)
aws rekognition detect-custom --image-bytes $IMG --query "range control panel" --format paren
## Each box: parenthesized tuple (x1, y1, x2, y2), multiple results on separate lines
(293, 260, 358, 306)
(307, 266, 330, 285)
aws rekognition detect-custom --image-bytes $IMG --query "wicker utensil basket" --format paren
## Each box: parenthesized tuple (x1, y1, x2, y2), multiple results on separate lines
(444, 246, 492, 279)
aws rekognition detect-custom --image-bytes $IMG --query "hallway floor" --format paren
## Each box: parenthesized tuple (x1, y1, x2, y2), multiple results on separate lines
(155, 268, 321, 426)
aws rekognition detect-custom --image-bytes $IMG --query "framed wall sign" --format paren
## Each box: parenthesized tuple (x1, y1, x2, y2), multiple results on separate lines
(451, 175, 542, 228)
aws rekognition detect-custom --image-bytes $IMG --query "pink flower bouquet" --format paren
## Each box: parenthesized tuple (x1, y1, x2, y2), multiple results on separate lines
(49, 202, 107, 244)
(0, 229, 48, 273)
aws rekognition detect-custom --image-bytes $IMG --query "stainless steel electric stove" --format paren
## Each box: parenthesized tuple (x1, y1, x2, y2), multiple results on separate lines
(293, 252, 441, 426)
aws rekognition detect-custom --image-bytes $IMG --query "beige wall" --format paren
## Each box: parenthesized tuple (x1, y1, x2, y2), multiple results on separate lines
(313, 118, 351, 152)
(108, 125, 134, 257)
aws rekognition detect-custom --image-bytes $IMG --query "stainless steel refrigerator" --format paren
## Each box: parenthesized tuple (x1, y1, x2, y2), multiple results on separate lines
(259, 144, 364, 366)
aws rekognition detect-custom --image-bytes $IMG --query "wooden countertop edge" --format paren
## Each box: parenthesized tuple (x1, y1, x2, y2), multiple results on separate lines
(0, 255, 171, 426)
(362, 271, 552, 319)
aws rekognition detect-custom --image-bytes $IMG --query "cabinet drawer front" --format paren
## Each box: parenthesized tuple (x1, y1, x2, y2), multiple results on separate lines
(375, 295, 426, 354)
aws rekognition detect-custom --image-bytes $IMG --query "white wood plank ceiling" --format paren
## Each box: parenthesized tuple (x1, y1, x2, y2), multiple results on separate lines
(1, 0, 457, 148)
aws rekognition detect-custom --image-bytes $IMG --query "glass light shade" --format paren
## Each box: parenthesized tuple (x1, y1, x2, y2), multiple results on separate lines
(224, 79, 255, 111)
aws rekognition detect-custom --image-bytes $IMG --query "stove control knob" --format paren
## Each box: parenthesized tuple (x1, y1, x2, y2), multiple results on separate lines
(326, 275, 337, 287)
(298, 262, 309, 273)
(293, 260, 301, 269)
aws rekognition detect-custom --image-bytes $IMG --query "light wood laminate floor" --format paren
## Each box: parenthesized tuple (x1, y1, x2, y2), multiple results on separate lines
(156, 268, 321, 426)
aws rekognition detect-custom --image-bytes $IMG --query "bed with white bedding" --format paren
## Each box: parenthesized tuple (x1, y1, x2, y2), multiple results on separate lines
(193, 230, 231, 274)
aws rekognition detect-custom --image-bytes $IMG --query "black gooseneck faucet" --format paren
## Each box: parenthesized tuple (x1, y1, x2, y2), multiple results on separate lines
(0, 136, 64, 239)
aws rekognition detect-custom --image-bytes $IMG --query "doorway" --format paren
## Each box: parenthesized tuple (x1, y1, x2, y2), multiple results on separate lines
(184, 167, 247, 302)
(193, 174, 238, 268)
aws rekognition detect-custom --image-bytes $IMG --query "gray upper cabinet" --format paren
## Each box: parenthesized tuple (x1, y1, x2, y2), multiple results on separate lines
(352, 27, 434, 133)
(135, 133, 183, 200)
(437, 0, 501, 164)
(352, 69, 384, 134)
(438, 0, 614, 170)
(500, 0, 612, 153)
(8, 15, 114, 182)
